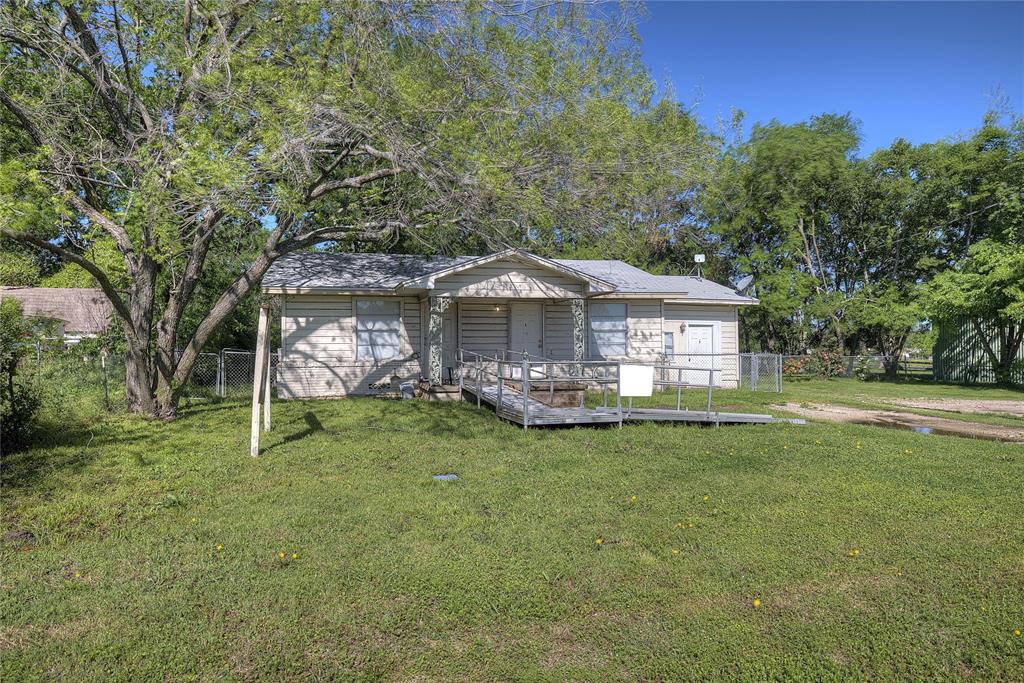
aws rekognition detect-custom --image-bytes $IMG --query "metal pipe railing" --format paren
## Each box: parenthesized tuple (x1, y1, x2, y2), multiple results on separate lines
(454, 349, 717, 424)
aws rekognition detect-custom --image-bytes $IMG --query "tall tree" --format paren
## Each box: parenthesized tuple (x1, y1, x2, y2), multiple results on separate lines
(702, 114, 862, 352)
(1, 1, 695, 417)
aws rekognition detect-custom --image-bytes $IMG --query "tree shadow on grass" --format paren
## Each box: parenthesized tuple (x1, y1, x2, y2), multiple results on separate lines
(1, 418, 152, 494)
(2, 402, 245, 494)
(284, 412, 324, 444)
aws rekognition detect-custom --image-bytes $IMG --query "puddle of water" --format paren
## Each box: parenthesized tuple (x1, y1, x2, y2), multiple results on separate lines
(432, 473, 459, 482)
(850, 419, 1018, 443)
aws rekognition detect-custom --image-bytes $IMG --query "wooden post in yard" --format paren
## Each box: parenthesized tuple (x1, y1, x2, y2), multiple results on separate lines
(250, 305, 270, 457)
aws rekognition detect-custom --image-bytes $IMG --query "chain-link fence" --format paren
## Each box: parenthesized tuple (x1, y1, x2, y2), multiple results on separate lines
(181, 349, 280, 399)
(739, 353, 783, 392)
(780, 354, 933, 380)
(660, 353, 783, 392)
(23, 342, 279, 405)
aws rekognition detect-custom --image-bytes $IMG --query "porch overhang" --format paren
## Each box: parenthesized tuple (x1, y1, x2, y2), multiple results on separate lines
(394, 248, 617, 296)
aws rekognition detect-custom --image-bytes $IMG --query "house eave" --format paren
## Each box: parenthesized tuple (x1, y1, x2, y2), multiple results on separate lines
(395, 248, 617, 294)
(263, 286, 414, 296)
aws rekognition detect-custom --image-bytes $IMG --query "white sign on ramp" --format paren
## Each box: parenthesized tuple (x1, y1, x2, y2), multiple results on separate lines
(618, 364, 654, 397)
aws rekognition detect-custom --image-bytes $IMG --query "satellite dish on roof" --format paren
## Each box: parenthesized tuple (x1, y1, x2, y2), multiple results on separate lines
(734, 275, 754, 293)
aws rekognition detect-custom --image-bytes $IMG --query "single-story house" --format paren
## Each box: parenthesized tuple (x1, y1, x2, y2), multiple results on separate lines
(262, 249, 758, 398)
(0, 287, 113, 343)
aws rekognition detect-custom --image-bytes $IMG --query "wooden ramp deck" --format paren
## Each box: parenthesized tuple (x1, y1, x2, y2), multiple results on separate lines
(466, 384, 777, 428)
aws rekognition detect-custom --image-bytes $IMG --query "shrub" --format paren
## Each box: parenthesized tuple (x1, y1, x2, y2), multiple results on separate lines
(0, 297, 40, 451)
(1, 382, 40, 452)
(813, 347, 846, 378)
(853, 356, 875, 381)
(783, 357, 807, 376)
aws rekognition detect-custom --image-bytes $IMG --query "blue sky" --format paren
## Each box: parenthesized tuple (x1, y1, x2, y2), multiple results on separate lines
(636, 1, 1024, 153)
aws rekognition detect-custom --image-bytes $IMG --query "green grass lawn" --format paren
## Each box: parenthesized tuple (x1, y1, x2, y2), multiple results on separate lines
(3, 381, 1023, 680)
(610, 376, 1024, 428)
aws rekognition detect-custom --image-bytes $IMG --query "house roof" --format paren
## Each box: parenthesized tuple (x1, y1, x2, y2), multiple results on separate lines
(554, 259, 754, 303)
(262, 250, 756, 304)
(0, 287, 114, 334)
(261, 252, 473, 290)
(394, 248, 615, 293)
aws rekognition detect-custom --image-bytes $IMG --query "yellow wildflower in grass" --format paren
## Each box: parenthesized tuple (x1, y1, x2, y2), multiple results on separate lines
(753, 598, 761, 608)
(191, 517, 198, 523)
(672, 549, 681, 555)
(854, 548, 860, 556)
(594, 537, 603, 546)
(703, 495, 710, 502)
(1015, 629, 1021, 637)
(216, 544, 223, 552)
(291, 553, 298, 559)
(278, 551, 286, 559)
(856, 442, 862, 449)
(630, 495, 637, 503)
(74, 572, 81, 578)
(675, 522, 683, 528)
(687, 523, 694, 528)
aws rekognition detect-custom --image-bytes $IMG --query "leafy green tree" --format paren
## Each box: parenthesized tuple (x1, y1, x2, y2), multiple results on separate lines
(703, 114, 862, 352)
(705, 111, 1022, 360)
(0, 251, 39, 286)
(1, 1, 695, 417)
(924, 239, 1024, 385)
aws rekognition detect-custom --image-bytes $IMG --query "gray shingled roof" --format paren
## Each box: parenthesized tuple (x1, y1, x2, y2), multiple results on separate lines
(0, 287, 113, 334)
(263, 252, 473, 290)
(555, 259, 752, 301)
(263, 251, 753, 303)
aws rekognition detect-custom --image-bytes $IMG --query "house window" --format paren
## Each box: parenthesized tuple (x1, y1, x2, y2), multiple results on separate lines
(664, 331, 675, 359)
(589, 302, 627, 358)
(356, 299, 401, 361)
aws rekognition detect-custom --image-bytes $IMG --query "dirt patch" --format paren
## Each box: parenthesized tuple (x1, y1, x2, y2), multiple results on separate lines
(883, 398, 1024, 418)
(779, 403, 1024, 443)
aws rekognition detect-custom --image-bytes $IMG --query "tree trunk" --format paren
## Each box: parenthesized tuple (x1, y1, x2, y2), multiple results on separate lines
(125, 338, 155, 414)
(970, 319, 1021, 387)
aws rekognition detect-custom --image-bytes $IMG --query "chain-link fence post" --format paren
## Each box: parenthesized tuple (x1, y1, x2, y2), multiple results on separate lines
(101, 349, 110, 409)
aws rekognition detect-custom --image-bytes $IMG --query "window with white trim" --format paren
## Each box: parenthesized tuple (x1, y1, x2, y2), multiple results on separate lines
(356, 299, 401, 361)
(589, 302, 628, 358)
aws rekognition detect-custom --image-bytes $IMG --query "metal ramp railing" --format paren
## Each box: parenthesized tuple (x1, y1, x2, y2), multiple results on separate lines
(455, 349, 725, 430)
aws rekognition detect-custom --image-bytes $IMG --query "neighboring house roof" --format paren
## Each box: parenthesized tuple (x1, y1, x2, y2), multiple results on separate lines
(262, 250, 757, 304)
(0, 287, 114, 335)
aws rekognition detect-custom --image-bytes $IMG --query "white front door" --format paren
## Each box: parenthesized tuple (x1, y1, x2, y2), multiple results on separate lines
(685, 324, 718, 386)
(509, 302, 543, 358)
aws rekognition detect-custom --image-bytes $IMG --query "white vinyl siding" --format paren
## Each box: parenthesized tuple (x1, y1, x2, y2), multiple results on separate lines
(543, 302, 574, 360)
(458, 301, 509, 356)
(589, 302, 627, 358)
(663, 304, 740, 387)
(278, 294, 422, 398)
(356, 299, 401, 361)
(626, 300, 663, 358)
(432, 258, 585, 299)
